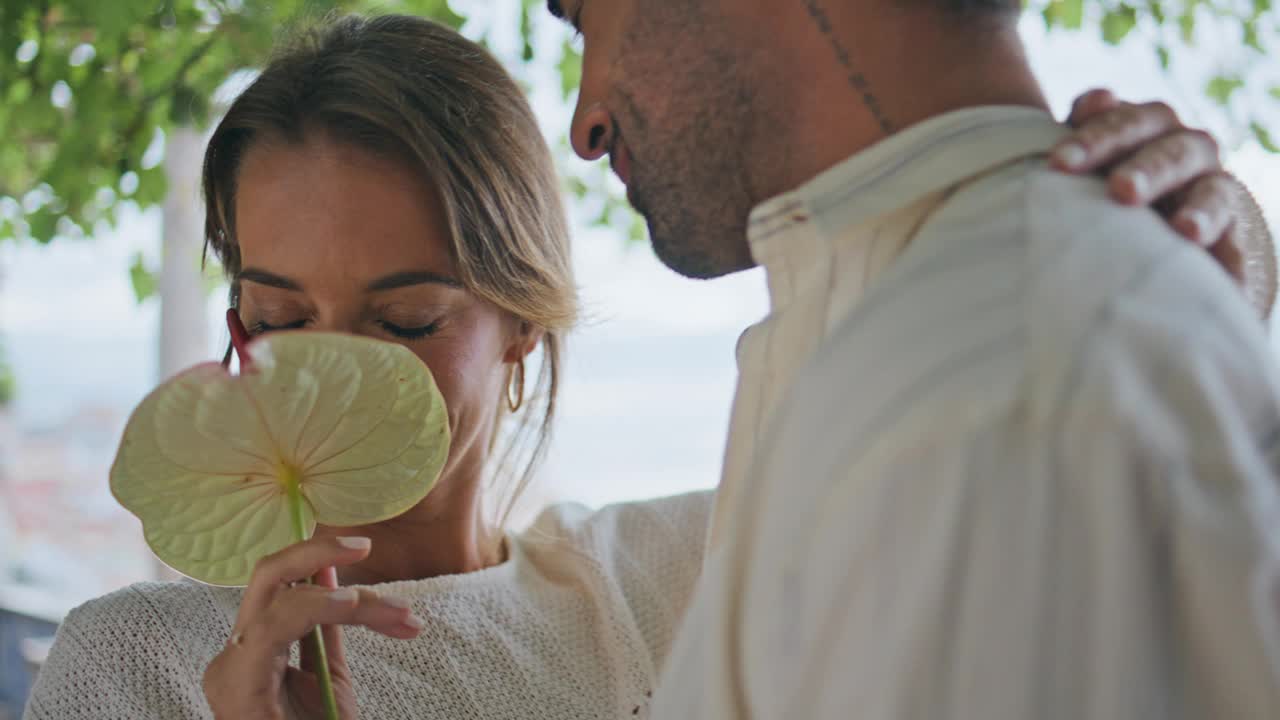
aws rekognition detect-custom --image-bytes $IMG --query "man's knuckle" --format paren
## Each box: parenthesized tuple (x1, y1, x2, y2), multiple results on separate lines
(1075, 88, 1109, 113)
(1075, 125, 1108, 150)
(1144, 100, 1178, 126)
(1105, 107, 1137, 132)
(1190, 128, 1220, 156)
(1158, 137, 1190, 168)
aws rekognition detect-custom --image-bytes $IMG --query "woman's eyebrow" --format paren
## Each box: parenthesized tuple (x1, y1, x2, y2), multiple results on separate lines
(237, 268, 303, 291)
(366, 271, 463, 291)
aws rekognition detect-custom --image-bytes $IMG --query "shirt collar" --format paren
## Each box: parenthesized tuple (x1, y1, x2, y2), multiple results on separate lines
(747, 105, 1069, 277)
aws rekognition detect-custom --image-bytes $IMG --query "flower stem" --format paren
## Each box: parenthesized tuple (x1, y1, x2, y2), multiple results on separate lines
(285, 474, 340, 720)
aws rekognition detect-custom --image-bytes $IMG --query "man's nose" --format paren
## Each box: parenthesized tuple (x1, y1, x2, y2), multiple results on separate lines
(570, 102, 614, 161)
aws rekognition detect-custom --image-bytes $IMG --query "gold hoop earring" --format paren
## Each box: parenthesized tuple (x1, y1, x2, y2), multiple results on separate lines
(506, 359, 525, 413)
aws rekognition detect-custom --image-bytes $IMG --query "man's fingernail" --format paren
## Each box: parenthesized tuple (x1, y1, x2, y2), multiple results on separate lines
(1055, 142, 1087, 168)
(329, 588, 358, 603)
(337, 536, 371, 550)
(1180, 211, 1209, 241)
(403, 614, 425, 630)
(1125, 171, 1149, 199)
(383, 595, 412, 610)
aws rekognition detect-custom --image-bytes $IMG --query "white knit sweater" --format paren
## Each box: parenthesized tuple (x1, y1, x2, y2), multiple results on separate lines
(23, 491, 712, 720)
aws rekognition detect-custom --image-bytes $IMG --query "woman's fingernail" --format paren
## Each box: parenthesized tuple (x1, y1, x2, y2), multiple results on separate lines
(329, 588, 358, 603)
(1054, 142, 1087, 168)
(403, 614, 425, 630)
(383, 595, 412, 610)
(337, 536, 371, 551)
(1125, 171, 1149, 199)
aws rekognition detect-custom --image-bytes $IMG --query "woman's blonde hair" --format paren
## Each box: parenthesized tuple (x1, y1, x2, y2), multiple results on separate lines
(202, 14, 577, 526)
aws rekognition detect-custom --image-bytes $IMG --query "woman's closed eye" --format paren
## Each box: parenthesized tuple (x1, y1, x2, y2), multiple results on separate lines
(379, 320, 439, 340)
(248, 319, 307, 335)
(244, 316, 442, 340)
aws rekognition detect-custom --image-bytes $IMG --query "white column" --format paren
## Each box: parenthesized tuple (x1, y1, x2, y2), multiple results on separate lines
(154, 126, 209, 580)
(159, 126, 210, 382)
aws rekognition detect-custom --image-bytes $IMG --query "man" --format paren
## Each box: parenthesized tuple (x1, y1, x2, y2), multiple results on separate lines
(551, 0, 1280, 716)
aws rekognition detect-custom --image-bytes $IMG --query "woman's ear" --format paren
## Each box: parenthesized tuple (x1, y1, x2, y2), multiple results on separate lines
(502, 320, 545, 364)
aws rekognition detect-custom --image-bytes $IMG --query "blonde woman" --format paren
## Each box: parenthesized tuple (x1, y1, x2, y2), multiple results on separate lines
(26, 15, 708, 720)
(24, 13, 1267, 720)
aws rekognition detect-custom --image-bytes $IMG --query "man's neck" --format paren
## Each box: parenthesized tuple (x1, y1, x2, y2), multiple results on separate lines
(748, 5, 1047, 200)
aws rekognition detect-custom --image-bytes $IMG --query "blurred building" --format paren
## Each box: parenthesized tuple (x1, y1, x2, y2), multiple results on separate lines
(0, 399, 152, 719)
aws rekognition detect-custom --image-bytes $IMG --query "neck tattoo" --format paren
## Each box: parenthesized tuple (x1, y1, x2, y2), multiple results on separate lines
(802, 0, 896, 135)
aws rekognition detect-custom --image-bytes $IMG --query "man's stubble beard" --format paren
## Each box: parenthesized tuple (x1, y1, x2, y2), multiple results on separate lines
(618, 59, 762, 280)
(630, 168, 755, 280)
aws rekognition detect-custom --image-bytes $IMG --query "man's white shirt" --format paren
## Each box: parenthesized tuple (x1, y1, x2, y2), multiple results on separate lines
(665, 106, 1280, 718)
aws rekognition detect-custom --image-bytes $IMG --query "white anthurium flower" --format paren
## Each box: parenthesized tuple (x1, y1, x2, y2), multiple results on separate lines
(111, 330, 450, 587)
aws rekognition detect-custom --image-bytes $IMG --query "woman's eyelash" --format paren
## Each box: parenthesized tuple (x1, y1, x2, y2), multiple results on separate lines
(249, 319, 306, 335)
(247, 319, 439, 340)
(379, 320, 439, 340)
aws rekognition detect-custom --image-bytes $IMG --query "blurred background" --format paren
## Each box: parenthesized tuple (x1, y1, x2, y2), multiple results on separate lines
(0, 0, 1277, 715)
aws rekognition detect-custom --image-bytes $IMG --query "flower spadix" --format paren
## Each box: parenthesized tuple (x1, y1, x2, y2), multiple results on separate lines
(110, 331, 450, 586)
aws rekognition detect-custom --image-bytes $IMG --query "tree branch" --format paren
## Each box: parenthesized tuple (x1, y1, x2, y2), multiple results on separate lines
(119, 32, 222, 163)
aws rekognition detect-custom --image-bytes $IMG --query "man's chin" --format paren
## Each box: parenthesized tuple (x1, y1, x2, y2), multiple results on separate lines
(629, 188, 756, 280)
(647, 223, 756, 280)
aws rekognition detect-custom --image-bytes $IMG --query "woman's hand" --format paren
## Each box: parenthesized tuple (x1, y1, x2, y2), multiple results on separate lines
(1051, 88, 1277, 319)
(203, 536, 422, 720)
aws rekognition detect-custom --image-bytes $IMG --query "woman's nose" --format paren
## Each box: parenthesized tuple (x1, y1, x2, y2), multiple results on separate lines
(570, 102, 614, 162)
(311, 311, 363, 337)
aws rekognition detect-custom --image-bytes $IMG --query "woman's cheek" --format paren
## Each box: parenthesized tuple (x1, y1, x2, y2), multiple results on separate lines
(414, 344, 488, 436)
(414, 307, 512, 448)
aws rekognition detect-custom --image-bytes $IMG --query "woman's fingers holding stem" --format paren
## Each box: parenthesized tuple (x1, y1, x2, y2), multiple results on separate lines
(235, 585, 423, 662)
(241, 536, 374, 614)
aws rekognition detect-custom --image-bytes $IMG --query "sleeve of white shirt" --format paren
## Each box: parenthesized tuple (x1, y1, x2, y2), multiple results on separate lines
(654, 279, 1280, 719)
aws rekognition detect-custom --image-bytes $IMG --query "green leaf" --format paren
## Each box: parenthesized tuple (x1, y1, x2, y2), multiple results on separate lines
(519, 1, 535, 62)
(1156, 45, 1171, 70)
(1205, 75, 1244, 106)
(1042, 0, 1085, 29)
(628, 212, 647, 245)
(6, 79, 32, 104)
(0, 340, 15, 407)
(1252, 122, 1279, 153)
(27, 209, 58, 243)
(565, 175, 590, 197)
(129, 252, 158, 302)
(1179, 9, 1197, 45)
(1243, 21, 1263, 52)
(169, 85, 210, 126)
(134, 165, 168, 206)
(558, 40, 582, 100)
(1101, 6, 1137, 44)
